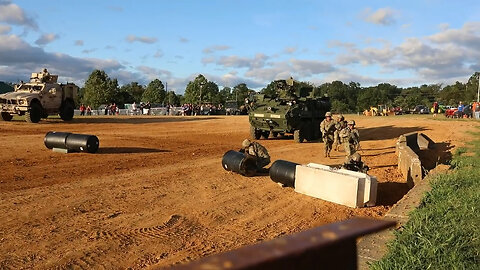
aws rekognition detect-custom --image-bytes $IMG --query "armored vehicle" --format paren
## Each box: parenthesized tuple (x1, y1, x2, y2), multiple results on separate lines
(0, 69, 78, 123)
(248, 78, 331, 143)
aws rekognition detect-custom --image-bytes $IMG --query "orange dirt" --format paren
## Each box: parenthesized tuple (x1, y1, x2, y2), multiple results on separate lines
(0, 115, 476, 269)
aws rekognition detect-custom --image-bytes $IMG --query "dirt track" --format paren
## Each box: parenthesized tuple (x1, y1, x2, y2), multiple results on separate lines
(0, 115, 476, 269)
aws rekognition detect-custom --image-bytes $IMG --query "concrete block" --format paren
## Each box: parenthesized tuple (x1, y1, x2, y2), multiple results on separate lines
(52, 148, 69, 154)
(294, 164, 377, 208)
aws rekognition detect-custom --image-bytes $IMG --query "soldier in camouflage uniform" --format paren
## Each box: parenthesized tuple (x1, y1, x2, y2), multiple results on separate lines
(333, 114, 347, 151)
(320, 112, 336, 157)
(241, 139, 271, 171)
(339, 120, 360, 159)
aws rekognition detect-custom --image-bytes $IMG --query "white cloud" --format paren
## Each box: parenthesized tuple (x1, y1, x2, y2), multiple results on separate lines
(290, 59, 335, 76)
(363, 8, 396, 26)
(0, 0, 37, 30)
(214, 53, 269, 69)
(74, 40, 84, 46)
(428, 22, 480, 49)
(202, 45, 231, 54)
(0, 34, 124, 85)
(35, 33, 58, 45)
(136, 66, 172, 81)
(154, 49, 164, 58)
(81, 48, 96, 54)
(283, 46, 297, 54)
(125, 35, 157, 44)
(0, 23, 10, 34)
(336, 44, 396, 66)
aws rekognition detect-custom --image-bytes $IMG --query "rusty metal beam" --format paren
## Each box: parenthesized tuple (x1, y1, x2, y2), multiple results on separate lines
(164, 218, 395, 270)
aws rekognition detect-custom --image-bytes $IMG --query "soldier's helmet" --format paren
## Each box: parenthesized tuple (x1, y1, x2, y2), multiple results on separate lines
(325, 112, 332, 117)
(43, 68, 47, 72)
(242, 139, 251, 148)
(348, 120, 355, 126)
(337, 114, 344, 120)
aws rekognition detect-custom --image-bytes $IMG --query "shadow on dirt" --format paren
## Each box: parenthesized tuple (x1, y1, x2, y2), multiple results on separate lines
(359, 126, 428, 141)
(376, 182, 410, 206)
(98, 147, 171, 154)
(47, 116, 220, 124)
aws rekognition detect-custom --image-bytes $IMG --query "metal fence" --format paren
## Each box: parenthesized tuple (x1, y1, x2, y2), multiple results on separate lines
(165, 218, 395, 270)
(73, 107, 185, 116)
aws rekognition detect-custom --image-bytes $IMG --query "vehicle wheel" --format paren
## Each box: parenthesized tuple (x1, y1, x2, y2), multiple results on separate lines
(60, 101, 74, 121)
(25, 102, 42, 123)
(250, 126, 262, 140)
(1, 112, 13, 121)
(293, 129, 304, 143)
(261, 131, 269, 139)
(272, 131, 278, 138)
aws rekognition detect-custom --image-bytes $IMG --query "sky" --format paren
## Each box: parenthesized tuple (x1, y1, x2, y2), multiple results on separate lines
(0, 0, 479, 93)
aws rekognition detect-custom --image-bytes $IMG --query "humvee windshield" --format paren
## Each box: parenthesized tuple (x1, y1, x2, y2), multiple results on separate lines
(16, 84, 43, 91)
(225, 101, 238, 109)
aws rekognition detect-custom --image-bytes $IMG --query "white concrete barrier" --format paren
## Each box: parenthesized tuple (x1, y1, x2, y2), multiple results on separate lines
(294, 163, 377, 208)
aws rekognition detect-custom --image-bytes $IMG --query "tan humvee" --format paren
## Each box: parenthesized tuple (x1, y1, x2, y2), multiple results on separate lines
(0, 69, 78, 123)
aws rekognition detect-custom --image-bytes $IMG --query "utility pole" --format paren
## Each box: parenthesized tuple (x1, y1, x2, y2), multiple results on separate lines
(199, 81, 205, 105)
(477, 73, 480, 103)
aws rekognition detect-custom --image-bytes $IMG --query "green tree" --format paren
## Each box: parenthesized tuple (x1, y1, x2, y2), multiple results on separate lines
(218, 86, 232, 105)
(438, 81, 466, 106)
(82, 70, 118, 109)
(260, 81, 277, 96)
(232, 83, 254, 106)
(114, 87, 134, 107)
(120, 82, 144, 103)
(184, 74, 220, 104)
(142, 79, 166, 103)
(318, 81, 359, 113)
(465, 72, 480, 103)
(164, 91, 180, 106)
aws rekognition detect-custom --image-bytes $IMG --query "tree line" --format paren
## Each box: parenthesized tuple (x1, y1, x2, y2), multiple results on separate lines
(79, 70, 480, 112)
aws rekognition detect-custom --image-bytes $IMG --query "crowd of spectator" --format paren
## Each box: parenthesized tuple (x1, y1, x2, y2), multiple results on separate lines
(79, 104, 92, 116)
(181, 103, 223, 116)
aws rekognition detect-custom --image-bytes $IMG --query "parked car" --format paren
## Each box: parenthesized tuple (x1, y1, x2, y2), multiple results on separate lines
(412, 105, 429, 114)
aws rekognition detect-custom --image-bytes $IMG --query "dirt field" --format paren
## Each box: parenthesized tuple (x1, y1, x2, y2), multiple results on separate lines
(0, 115, 476, 269)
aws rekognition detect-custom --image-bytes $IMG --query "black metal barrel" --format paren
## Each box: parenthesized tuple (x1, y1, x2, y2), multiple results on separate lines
(269, 160, 299, 187)
(65, 133, 99, 153)
(44, 131, 99, 153)
(44, 131, 71, 149)
(222, 150, 257, 177)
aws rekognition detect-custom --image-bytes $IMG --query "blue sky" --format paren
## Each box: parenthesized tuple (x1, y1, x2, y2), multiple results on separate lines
(1, 0, 479, 93)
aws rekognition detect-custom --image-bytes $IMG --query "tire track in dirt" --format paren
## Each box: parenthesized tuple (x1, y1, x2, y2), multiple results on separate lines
(62, 215, 203, 270)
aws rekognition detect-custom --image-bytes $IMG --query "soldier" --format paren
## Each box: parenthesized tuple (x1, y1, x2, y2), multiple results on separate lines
(241, 139, 271, 171)
(41, 68, 50, 82)
(320, 112, 336, 157)
(340, 120, 360, 159)
(333, 114, 347, 151)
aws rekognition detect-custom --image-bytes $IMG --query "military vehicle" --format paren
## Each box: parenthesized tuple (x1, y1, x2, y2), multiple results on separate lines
(225, 100, 241, 115)
(248, 78, 331, 143)
(0, 70, 78, 123)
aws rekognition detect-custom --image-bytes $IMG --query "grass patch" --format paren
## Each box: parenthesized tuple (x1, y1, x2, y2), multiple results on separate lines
(370, 129, 480, 270)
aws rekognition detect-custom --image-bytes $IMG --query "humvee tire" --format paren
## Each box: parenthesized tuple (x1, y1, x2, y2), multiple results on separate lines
(1, 112, 12, 121)
(261, 131, 269, 139)
(60, 100, 74, 121)
(250, 126, 261, 140)
(293, 129, 304, 143)
(25, 102, 42, 123)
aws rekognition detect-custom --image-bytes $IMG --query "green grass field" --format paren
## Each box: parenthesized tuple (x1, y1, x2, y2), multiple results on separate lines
(371, 129, 480, 269)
